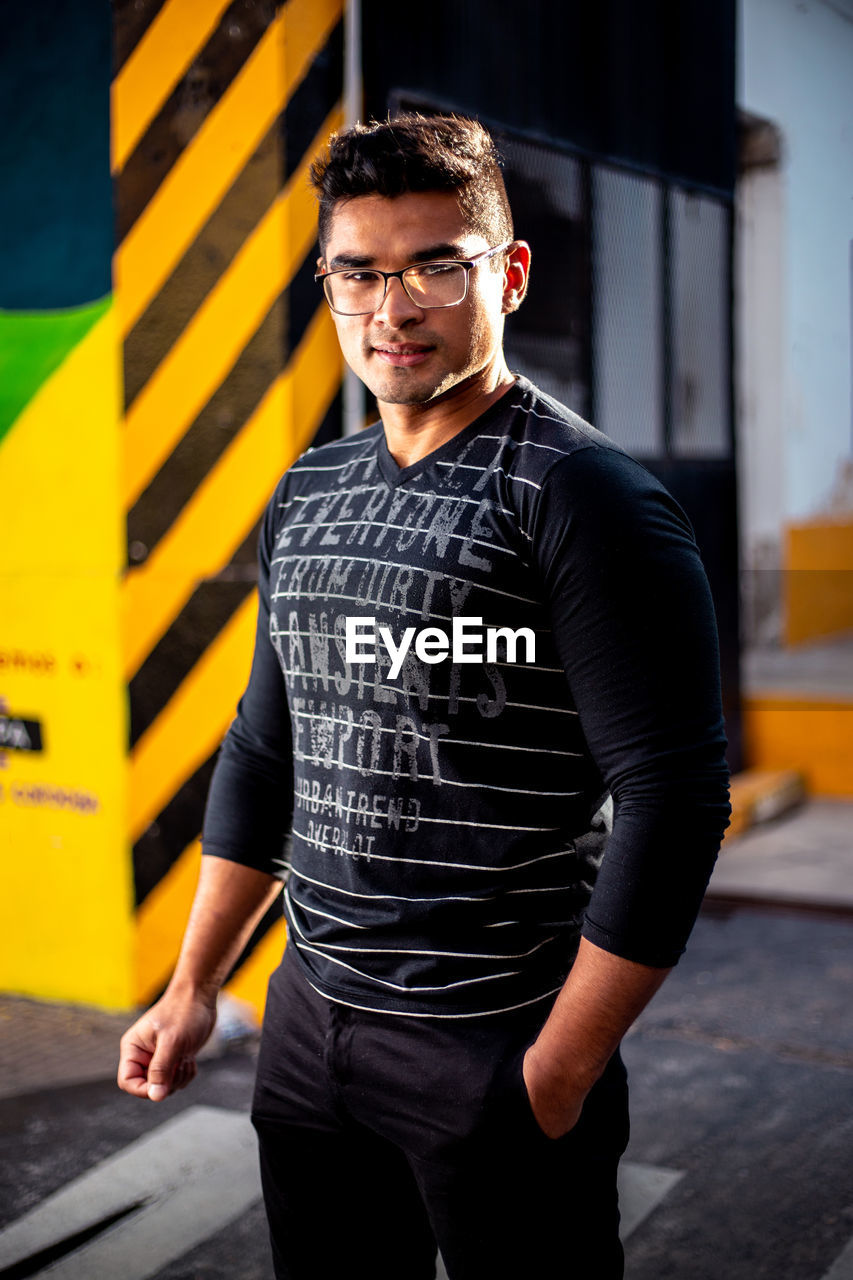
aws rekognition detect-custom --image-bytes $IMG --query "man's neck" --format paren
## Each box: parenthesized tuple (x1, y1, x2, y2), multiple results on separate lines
(379, 362, 516, 470)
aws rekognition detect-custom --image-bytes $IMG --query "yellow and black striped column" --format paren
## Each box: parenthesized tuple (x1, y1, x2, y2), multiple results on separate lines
(113, 0, 346, 1014)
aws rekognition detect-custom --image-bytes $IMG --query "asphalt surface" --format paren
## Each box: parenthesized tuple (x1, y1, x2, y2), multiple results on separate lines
(1, 899, 852, 1279)
(622, 904, 853, 1280)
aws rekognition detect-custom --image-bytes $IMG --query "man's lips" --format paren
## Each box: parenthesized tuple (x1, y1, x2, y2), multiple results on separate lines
(371, 342, 434, 367)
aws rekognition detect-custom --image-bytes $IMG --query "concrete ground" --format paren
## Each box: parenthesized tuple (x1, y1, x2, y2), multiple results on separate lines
(709, 799, 853, 912)
(1, 799, 852, 1278)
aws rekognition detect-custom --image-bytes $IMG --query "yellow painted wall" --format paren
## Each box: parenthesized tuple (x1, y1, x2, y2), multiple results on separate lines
(784, 520, 853, 646)
(743, 695, 853, 798)
(0, 306, 134, 1008)
(1, 0, 344, 1013)
(116, 0, 344, 1015)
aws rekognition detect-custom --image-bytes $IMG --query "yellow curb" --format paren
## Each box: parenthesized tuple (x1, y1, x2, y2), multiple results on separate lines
(743, 696, 853, 798)
(725, 768, 807, 840)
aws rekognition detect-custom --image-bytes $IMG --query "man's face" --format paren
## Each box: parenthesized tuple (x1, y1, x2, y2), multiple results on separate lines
(319, 190, 516, 407)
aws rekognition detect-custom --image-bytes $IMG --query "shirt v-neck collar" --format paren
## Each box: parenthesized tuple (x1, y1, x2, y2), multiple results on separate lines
(374, 386, 520, 490)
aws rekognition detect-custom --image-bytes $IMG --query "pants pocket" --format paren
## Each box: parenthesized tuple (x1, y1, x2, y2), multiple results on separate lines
(479, 1039, 554, 1145)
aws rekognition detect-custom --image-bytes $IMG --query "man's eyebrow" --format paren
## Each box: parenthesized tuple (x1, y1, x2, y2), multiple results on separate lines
(326, 243, 471, 271)
(407, 242, 470, 263)
(326, 253, 374, 270)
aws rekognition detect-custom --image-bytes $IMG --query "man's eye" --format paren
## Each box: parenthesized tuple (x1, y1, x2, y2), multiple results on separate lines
(341, 271, 379, 284)
(418, 263, 456, 277)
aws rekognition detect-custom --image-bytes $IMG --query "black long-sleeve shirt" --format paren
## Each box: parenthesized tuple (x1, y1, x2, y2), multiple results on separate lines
(202, 375, 730, 1016)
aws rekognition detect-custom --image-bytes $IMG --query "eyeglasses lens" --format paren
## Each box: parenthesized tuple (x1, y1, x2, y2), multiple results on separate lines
(403, 264, 466, 307)
(325, 263, 467, 314)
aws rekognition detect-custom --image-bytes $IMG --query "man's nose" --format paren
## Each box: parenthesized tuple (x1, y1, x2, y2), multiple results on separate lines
(373, 275, 424, 326)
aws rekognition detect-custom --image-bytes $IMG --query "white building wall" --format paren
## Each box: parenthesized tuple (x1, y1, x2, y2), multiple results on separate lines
(737, 161, 787, 550)
(737, 0, 853, 553)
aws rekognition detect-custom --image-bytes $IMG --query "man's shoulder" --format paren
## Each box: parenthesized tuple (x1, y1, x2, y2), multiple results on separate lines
(496, 376, 631, 480)
(493, 378, 683, 533)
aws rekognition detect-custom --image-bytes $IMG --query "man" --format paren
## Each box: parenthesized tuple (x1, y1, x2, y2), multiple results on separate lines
(118, 114, 730, 1279)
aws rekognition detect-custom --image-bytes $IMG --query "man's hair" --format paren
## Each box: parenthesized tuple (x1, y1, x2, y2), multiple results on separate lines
(310, 113, 514, 253)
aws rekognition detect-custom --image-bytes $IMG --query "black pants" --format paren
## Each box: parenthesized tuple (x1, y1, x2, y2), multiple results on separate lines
(251, 947, 630, 1280)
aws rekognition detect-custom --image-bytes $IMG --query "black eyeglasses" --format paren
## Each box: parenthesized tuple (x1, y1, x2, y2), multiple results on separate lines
(315, 241, 514, 316)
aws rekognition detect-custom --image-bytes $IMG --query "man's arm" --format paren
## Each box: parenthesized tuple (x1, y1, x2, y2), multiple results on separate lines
(524, 446, 731, 1136)
(532, 448, 730, 970)
(523, 937, 669, 1137)
(117, 855, 282, 1102)
(118, 479, 294, 1103)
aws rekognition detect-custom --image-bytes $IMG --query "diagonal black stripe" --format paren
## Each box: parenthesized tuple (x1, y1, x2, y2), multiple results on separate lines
(122, 122, 283, 408)
(112, 0, 168, 77)
(308, 385, 345, 451)
(129, 572, 257, 748)
(133, 754, 218, 906)
(116, 0, 275, 240)
(126, 255, 343, 565)
(122, 26, 344, 426)
(282, 18, 343, 179)
(122, 18, 343, 407)
(287, 239, 324, 354)
(121, 21, 344, 561)
(128, 386, 342, 744)
(126, 295, 287, 557)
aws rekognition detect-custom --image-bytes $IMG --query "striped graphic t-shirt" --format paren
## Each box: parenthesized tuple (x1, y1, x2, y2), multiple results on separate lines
(202, 376, 730, 1016)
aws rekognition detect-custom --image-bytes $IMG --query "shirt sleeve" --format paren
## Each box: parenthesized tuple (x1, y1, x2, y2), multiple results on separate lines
(201, 478, 294, 876)
(531, 444, 731, 967)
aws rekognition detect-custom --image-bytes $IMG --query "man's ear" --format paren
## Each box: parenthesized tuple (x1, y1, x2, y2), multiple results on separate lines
(502, 241, 531, 314)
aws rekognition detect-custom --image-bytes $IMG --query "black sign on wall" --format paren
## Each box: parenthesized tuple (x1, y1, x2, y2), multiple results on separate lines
(0, 715, 44, 753)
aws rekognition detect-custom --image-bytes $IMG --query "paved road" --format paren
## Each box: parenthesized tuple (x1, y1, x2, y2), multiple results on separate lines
(1, 905, 851, 1279)
(623, 905, 853, 1279)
